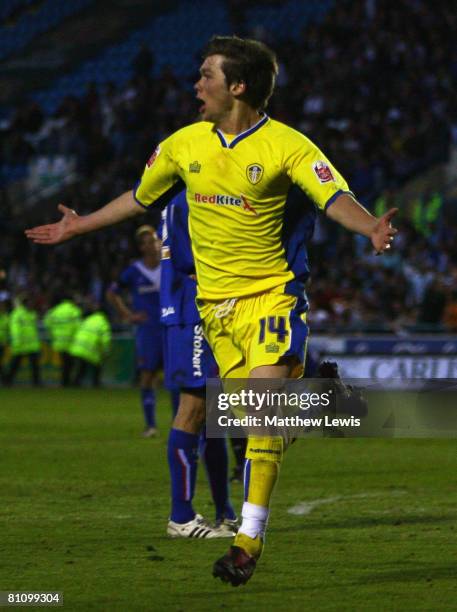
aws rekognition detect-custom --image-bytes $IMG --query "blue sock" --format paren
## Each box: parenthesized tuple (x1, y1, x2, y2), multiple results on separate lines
(141, 388, 156, 428)
(170, 390, 180, 418)
(201, 434, 236, 521)
(168, 428, 199, 523)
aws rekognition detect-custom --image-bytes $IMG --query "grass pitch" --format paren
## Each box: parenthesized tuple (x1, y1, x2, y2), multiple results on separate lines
(1, 387, 456, 611)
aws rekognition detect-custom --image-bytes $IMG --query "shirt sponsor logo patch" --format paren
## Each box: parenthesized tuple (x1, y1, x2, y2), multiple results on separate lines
(194, 193, 257, 215)
(193, 324, 204, 377)
(189, 161, 201, 173)
(265, 342, 280, 353)
(313, 160, 334, 183)
(146, 145, 160, 167)
(161, 246, 171, 260)
(246, 163, 264, 184)
(161, 306, 175, 317)
(138, 285, 156, 294)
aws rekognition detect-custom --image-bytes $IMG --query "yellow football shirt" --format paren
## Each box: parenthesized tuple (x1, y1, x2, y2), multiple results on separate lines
(135, 114, 352, 300)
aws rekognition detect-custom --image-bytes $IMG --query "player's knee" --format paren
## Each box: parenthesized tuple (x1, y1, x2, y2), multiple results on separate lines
(173, 389, 206, 433)
(249, 355, 302, 381)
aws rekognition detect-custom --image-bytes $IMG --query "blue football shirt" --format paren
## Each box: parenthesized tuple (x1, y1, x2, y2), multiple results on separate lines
(115, 260, 161, 328)
(160, 191, 200, 326)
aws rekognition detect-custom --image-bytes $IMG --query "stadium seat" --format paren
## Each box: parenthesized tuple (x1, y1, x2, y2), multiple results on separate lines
(0, 0, 95, 61)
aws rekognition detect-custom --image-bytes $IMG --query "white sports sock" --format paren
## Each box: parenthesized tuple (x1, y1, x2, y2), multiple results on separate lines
(238, 501, 269, 539)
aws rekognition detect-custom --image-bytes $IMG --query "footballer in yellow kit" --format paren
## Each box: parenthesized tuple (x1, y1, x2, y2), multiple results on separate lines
(135, 116, 351, 378)
(134, 112, 354, 580)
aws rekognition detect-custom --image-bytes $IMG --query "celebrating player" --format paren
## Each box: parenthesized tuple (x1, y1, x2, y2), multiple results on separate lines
(161, 190, 237, 538)
(107, 226, 163, 437)
(26, 35, 397, 585)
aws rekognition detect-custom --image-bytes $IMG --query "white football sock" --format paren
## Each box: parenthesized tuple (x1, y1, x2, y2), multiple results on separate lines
(238, 501, 269, 539)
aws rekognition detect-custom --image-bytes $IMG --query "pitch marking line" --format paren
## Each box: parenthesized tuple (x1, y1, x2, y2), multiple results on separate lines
(288, 491, 407, 516)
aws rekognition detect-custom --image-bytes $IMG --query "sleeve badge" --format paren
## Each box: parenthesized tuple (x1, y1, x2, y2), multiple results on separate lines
(146, 145, 161, 168)
(313, 160, 334, 183)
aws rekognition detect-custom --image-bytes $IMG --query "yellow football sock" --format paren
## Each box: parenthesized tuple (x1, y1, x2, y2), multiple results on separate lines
(244, 436, 283, 506)
(245, 459, 279, 506)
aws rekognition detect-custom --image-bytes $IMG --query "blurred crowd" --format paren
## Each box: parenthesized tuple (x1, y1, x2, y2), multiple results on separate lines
(1, 0, 457, 334)
(268, 0, 456, 202)
(308, 213, 457, 333)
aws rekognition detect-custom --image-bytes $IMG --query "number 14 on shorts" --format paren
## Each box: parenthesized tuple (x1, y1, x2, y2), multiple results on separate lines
(258, 316, 289, 343)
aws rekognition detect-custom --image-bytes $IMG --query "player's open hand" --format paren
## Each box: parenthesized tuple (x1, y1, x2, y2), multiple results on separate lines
(25, 204, 80, 245)
(371, 207, 398, 254)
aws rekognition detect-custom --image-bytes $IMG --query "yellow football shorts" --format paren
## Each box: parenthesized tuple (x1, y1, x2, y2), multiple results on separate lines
(197, 289, 309, 379)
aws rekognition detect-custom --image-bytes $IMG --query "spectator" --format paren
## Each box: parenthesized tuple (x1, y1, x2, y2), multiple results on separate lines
(0, 296, 9, 383)
(69, 304, 111, 387)
(418, 277, 447, 327)
(132, 44, 154, 79)
(44, 292, 82, 386)
(443, 290, 457, 332)
(6, 293, 41, 386)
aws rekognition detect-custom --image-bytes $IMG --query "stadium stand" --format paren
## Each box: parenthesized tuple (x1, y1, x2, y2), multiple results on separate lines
(0, 0, 33, 23)
(0, 0, 96, 61)
(3, 0, 333, 116)
(29, 0, 232, 116)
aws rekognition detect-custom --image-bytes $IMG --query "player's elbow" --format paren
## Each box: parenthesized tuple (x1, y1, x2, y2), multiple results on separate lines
(126, 190, 148, 215)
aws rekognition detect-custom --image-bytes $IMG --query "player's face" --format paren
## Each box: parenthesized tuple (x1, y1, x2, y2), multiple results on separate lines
(195, 55, 234, 123)
(139, 233, 160, 260)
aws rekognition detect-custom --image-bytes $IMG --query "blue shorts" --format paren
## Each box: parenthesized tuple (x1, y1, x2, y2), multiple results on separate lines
(136, 326, 163, 372)
(163, 323, 218, 391)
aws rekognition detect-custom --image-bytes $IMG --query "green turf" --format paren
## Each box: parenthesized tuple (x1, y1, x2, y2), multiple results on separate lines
(1, 388, 456, 611)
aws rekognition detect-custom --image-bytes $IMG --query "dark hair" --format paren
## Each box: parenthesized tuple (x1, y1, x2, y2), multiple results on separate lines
(203, 35, 278, 110)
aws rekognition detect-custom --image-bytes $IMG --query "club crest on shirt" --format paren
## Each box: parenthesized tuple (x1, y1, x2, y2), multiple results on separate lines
(313, 160, 334, 183)
(146, 145, 160, 167)
(246, 163, 264, 185)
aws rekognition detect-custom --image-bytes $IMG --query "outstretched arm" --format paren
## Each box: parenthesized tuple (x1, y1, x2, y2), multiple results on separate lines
(25, 190, 145, 245)
(326, 193, 398, 254)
